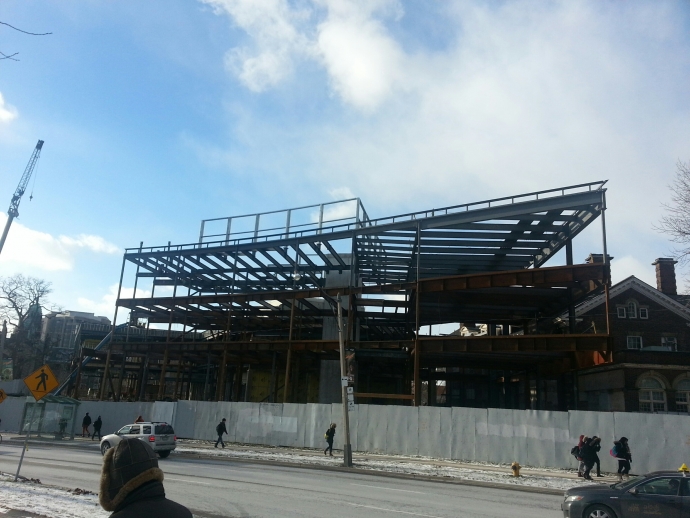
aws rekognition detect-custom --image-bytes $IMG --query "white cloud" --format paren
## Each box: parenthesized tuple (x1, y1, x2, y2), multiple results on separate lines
(0, 92, 18, 123)
(203, 0, 312, 91)
(0, 213, 120, 272)
(203, 0, 404, 109)
(59, 234, 120, 254)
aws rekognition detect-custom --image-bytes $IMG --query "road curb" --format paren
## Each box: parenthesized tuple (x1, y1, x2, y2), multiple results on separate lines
(173, 450, 566, 496)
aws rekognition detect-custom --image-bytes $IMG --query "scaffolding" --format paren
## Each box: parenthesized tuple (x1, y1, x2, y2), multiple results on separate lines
(75, 181, 611, 409)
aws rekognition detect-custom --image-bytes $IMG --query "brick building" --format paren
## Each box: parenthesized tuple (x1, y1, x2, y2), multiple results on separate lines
(571, 257, 690, 413)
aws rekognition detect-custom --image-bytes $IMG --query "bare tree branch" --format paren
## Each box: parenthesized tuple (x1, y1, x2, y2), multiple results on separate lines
(0, 21, 52, 36)
(0, 51, 19, 61)
(656, 160, 690, 265)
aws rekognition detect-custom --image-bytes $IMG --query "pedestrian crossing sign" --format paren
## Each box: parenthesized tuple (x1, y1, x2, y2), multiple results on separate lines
(0, 388, 6, 404)
(23, 364, 59, 401)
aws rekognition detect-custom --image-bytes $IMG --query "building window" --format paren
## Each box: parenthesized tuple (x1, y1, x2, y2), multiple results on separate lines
(627, 301, 637, 319)
(639, 377, 666, 412)
(675, 379, 690, 414)
(639, 307, 648, 319)
(627, 336, 643, 349)
(617, 307, 626, 318)
(661, 337, 678, 351)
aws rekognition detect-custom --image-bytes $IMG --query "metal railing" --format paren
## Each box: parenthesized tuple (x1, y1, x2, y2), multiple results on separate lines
(198, 198, 370, 244)
(126, 181, 606, 255)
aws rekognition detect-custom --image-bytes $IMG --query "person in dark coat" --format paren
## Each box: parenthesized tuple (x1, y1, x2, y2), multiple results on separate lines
(581, 436, 601, 480)
(215, 418, 227, 448)
(614, 437, 632, 481)
(92, 416, 103, 441)
(81, 413, 92, 437)
(99, 437, 192, 518)
(576, 435, 587, 477)
(324, 423, 336, 456)
(590, 435, 603, 477)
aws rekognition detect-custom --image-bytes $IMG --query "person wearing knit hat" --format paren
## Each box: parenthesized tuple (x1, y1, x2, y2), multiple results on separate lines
(99, 438, 191, 517)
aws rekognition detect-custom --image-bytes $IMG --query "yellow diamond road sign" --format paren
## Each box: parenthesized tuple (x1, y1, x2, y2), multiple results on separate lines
(23, 364, 59, 401)
(0, 388, 7, 404)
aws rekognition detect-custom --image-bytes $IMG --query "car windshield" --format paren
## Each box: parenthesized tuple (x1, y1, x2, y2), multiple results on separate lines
(155, 424, 174, 434)
(611, 475, 645, 490)
(116, 426, 131, 434)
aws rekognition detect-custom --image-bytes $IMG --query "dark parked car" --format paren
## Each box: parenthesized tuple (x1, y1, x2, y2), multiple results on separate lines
(562, 471, 690, 518)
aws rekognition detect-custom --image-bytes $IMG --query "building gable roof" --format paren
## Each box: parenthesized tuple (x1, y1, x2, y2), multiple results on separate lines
(573, 275, 690, 321)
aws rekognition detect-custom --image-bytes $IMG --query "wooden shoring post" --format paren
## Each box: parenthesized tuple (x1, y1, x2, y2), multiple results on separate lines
(174, 353, 183, 400)
(233, 360, 243, 402)
(73, 348, 83, 399)
(186, 362, 193, 400)
(283, 299, 296, 403)
(99, 254, 127, 400)
(217, 344, 229, 401)
(115, 351, 127, 402)
(158, 346, 170, 401)
(269, 351, 277, 403)
(413, 223, 422, 407)
(203, 346, 211, 401)
(137, 282, 155, 401)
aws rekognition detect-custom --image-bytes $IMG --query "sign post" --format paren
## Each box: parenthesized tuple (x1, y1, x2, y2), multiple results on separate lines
(15, 364, 59, 481)
(336, 295, 353, 467)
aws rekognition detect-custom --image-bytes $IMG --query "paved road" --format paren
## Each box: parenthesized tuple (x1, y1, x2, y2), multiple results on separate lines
(0, 442, 564, 517)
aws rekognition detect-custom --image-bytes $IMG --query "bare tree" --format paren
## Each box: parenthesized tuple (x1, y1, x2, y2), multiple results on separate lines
(0, 274, 54, 378)
(658, 160, 690, 265)
(0, 20, 52, 62)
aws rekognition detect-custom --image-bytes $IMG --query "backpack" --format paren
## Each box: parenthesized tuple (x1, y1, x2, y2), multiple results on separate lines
(570, 445, 580, 457)
(610, 444, 619, 457)
(216, 423, 223, 434)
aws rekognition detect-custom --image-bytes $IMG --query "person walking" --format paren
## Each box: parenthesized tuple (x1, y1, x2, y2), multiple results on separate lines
(215, 418, 227, 448)
(576, 435, 587, 477)
(81, 412, 92, 437)
(324, 423, 336, 457)
(613, 437, 632, 481)
(99, 437, 192, 517)
(581, 436, 601, 480)
(92, 416, 103, 441)
(591, 435, 603, 477)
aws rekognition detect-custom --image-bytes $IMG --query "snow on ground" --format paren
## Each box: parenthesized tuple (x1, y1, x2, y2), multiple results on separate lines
(173, 443, 600, 492)
(0, 474, 107, 518)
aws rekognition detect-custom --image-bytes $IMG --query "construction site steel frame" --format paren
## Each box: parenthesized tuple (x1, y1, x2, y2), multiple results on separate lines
(72, 181, 612, 408)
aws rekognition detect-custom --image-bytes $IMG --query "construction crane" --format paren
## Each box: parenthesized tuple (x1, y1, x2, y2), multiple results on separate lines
(0, 140, 44, 255)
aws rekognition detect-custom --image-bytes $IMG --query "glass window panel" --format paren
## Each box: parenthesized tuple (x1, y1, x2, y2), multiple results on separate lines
(637, 478, 681, 496)
(652, 391, 665, 401)
(628, 302, 637, 318)
(677, 380, 690, 391)
(627, 336, 642, 349)
(639, 308, 648, 319)
(653, 402, 666, 412)
(639, 378, 663, 389)
(617, 307, 626, 318)
(639, 402, 651, 412)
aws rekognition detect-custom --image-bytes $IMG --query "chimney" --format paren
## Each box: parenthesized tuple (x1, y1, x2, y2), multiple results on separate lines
(652, 258, 678, 295)
(585, 253, 614, 264)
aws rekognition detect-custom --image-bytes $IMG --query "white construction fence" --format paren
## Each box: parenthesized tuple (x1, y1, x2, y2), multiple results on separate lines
(0, 398, 686, 474)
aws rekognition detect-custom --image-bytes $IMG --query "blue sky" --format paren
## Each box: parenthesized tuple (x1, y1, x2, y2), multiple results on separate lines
(0, 0, 689, 322)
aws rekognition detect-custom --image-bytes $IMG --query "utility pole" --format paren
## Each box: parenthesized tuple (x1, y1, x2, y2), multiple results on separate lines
(0, 320, 6, 381)
(336, 294, 353, 467)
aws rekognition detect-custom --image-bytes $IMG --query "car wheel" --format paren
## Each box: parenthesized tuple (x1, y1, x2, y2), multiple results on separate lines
(158, 450, 170, 459)
(101, 441, 111, 455)
(584, 505, 617, 518)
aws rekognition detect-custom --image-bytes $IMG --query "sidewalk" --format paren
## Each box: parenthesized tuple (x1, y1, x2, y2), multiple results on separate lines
(3, 433, 616, 493)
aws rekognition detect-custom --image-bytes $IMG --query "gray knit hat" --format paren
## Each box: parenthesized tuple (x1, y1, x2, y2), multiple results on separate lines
(99, 438, 164, 511)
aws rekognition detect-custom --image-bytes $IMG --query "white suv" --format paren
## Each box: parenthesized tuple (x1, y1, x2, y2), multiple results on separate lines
(100, 422, 176, 458)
